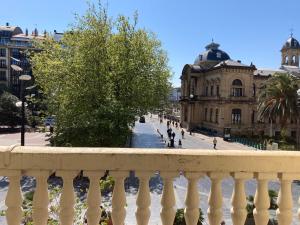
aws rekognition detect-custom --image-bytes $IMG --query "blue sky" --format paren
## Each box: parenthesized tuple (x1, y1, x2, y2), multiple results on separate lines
(1, 0, 299, 86)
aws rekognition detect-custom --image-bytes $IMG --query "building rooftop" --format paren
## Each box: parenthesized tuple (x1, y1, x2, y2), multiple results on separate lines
(194, 41, 230, 65)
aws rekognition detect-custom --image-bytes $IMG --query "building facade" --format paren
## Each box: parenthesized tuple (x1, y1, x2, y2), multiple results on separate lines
(180, 35, 300, 138)
(0, 23, 44, 96)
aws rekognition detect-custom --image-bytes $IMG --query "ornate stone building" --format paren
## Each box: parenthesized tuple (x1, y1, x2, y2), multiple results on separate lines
(0, 23, 45, 95)
(180, 35, 300, 138)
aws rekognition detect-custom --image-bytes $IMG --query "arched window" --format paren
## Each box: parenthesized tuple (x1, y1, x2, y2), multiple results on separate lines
(232, 109, 241, 124)
(252, 83, 256, 97)
(231, 79, 243, 97)
(232, 79, 242, 86)
(292, 55, 296, 64)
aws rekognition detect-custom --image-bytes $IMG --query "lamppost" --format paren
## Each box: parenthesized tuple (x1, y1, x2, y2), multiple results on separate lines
(19, 74, 31, 146)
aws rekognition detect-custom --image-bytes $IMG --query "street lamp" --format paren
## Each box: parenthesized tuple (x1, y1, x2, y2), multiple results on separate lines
(19, 74, 31, 146)
(189, 94, 194, 99)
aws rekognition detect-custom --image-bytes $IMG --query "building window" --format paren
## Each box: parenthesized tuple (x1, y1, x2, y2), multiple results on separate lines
(231, 108, 241, 124)
(205, 86, 208, 96)
(292, 55, 296, 65)
(285, 56, 288, 64)
(0, 59, 6, 68)
(252, 83, 256, 97)
(215, 108, 219, 124)
(216, 85, 219, 96)
(205, 108, 208, 121)
(251, 110, 255, 124)
(210, 85, 214, 96)
(210, 108, 213, 122)
(184, 107, 188, 122)
(231, 79, 243, 97)
(0, 48, 6, 57)
(291, 131, 296, 139)
(0, 71, 6, 81)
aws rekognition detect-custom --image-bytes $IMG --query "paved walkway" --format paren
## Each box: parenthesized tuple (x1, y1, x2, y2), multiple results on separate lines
(150, 114, 256, 150)
(0, 132, 49, 146)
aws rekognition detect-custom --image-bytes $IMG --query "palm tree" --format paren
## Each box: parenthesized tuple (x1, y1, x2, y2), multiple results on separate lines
(258, 72, 299, 137)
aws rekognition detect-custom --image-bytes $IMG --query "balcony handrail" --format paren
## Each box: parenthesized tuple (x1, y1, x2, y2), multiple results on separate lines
(2, 145, 300, 224)
(1, 145, 300, 173)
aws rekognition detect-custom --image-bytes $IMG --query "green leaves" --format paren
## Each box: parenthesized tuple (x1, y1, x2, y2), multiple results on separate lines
(31, 2, 171, 147)
(258, 72, 299, 128)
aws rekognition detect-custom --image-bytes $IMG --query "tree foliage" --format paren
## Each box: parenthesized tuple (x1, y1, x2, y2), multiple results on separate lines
(31, 2, 171, 147)
(0, 91, 22, 127)
(258, 72, 299, 128)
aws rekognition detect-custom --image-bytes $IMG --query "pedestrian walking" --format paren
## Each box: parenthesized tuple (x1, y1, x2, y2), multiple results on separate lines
(171, 132, 176, 139)
(213, 137, 217, 149)
(189, 129, 192, 135)
(178, 139, 182, 148)
(181, 129, 185, 139)
(175, 122, 178, 128)
(170, 138, 175, 148)
(221, 221, 225, 225)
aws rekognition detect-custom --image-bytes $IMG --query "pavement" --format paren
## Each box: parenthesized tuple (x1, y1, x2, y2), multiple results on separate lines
(149, 114, 256, 150)
(0, 131, 49, 146)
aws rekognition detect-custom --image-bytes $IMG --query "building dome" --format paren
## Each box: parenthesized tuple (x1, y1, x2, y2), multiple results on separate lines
(194, 42, 230, 65)
(282, 36, 300, 49)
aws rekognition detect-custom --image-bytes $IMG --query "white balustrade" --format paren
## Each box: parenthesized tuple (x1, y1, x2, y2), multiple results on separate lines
(27, 170, 50, 225)
(160, 172, 177, 225)
(207, 172, 227, 225)
(2, 147, 300, 224)
(111, 171, 127, 225)
(135, 171, 152, 225)
(254, 173, 276, 225)
(184, 172, 204, 225)
(5, 170, 22, 225)
(230, 172, 252, 225)
(276, 173, 293, 225)
(57, 170, 78, 225)
(84, 171, 104, 225)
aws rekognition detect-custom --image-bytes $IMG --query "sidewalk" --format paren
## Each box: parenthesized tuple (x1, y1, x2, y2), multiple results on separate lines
(149, 114, 255, 151)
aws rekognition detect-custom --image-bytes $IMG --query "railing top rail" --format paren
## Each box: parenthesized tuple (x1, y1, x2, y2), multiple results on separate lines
(0, 146, 299, 174)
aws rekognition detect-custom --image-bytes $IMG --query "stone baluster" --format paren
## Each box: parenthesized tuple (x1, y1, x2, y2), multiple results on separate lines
(27, 170, 50, 225)
(276, 173, 293, 225)
(136, 171, 152, 225)
(207, 172, 227, 225)
(5, 170, 22, 225)
(111, 171, 127, 225)
(298, 193, 300, 221)
(253, 173, 276, 225)
(84, 171, 104, 225)
(184, 172, 204, 225)
(57, 170, 78, 225)
(160, 172, 178, 225)
(231, 172, 252, 225)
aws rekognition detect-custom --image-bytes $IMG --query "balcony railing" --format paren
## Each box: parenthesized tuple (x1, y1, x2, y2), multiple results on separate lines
(1, 145, 300, 225)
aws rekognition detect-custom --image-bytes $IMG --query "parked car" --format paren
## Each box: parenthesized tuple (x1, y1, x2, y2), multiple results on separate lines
(139, 116, 145, 123)
(44, 116, 55, 126)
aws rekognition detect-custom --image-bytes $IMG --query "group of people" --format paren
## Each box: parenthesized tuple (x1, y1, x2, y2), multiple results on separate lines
(165, 119, 184, 148)
(159, 114, 218, 150)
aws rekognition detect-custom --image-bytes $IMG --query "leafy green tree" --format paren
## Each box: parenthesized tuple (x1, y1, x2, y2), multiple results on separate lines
(174, 208, 204, 225)
(0, 91, 22, 127)
(31, 2, 171, 147)
(258, 73, 299, 136)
